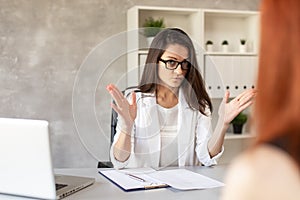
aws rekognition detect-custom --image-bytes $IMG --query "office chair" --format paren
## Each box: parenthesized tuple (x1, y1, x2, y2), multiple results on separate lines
(97, 105, 118, 168)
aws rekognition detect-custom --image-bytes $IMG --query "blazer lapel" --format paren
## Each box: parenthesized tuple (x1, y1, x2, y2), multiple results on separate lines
(139, 94, 161, 167)
(177, 89, 196, 166)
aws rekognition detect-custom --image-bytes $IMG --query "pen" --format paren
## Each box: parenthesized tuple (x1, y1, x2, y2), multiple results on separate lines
(126, 173, 146, 182)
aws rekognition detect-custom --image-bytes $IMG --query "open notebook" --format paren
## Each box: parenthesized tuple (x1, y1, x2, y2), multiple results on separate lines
(0, 118, 95, 199)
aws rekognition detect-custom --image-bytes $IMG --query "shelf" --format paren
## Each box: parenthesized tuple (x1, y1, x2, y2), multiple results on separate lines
(203, 9, 259, 53)
(204, 52, 257, 56)
(225, 132, 256, 140)
(139, 49, 258, 56)
(138, 49, 149, 54)
(203, 9, 258, 16)
(136, 7, 201, 51)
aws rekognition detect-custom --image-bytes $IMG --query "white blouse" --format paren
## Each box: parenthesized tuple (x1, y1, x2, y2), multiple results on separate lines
(157, 104, 179, 167)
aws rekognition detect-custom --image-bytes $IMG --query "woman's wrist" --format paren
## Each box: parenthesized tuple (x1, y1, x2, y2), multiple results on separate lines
(118, 116, 134, 133)
(120, 126, 133, 136)
(120, 121, 134, 135)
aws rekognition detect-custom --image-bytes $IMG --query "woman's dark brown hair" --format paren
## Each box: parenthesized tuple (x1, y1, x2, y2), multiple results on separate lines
(138, 28, 212, 115)
(255, 0, 300, 167)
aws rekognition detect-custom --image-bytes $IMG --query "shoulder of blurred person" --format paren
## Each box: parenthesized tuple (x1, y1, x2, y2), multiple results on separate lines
(221, 144, 300, 200)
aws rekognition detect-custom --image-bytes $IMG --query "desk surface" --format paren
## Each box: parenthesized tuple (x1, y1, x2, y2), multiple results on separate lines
(0, 165, 227, 200)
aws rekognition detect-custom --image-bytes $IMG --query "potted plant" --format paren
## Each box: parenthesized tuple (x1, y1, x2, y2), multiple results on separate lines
(206, 40, 213, 52)
(143, 17, 165, 45)
(231, 112, 248, 134)
(239, 39, 247, 53)
(222, 40, 229, 52)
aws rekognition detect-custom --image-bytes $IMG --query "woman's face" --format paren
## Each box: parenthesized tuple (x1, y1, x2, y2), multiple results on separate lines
(158, 44, 189, 89)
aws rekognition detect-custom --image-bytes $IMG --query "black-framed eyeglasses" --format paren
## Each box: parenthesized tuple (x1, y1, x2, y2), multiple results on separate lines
(159, 58, 190, 70)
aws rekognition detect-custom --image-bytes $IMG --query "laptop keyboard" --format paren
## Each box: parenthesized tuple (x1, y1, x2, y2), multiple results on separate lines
(56, 183, 68, 190)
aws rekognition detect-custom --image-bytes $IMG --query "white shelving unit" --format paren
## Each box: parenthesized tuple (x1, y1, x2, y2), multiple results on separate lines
(127, 6, 259, 96)
(202, 9, 260, 98)
(127, 6, 259, 164)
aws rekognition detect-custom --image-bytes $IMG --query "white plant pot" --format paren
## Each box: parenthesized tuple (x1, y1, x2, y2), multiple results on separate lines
(222, 45, 228, 52)
(239, 44, 246, 53)
(146, 37, 155, 46)
(206, 44, 213, 52)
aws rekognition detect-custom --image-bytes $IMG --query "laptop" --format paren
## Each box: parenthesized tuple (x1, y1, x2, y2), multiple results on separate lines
(0, 118, 95, 199)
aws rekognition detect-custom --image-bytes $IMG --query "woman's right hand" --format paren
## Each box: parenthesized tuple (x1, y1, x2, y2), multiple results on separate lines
(106, 84, 137, 134)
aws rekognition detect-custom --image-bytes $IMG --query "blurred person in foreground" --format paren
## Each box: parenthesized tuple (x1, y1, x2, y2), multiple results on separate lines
(221, 0, 300, 199)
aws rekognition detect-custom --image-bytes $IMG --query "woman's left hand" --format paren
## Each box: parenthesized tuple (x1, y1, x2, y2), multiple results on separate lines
(218, 89, 257, 125)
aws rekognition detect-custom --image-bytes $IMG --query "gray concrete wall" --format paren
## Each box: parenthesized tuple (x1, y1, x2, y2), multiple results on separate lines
(0, 0, 260, 168)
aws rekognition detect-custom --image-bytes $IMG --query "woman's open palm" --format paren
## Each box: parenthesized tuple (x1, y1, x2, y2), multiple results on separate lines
(219, 89, 257, 125)
(106, 84, 137, 129)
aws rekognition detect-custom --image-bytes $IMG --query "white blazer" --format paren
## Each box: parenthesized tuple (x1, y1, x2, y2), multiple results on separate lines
(110, 89, 223, 169)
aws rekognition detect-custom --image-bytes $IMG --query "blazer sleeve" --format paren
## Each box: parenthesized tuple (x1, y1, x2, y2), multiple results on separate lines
(109, 92, 136, 169)
(109, 121, 135, 169)
(194, 112, 224, 166)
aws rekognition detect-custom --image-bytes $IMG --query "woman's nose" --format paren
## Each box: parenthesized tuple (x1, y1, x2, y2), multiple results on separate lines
(174, 65, 184, 75)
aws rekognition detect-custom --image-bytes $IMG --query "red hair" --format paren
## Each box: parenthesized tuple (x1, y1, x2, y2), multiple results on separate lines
(255, 0, 300, 167)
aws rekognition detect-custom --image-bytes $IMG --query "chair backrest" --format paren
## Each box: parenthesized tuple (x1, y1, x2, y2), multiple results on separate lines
(97, 107, 118, 168)
(110, 105, 118, 145)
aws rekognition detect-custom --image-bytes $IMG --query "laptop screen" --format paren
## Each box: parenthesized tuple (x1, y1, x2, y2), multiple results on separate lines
(0, 118, 58, 199)
(0, 118, 95, 199)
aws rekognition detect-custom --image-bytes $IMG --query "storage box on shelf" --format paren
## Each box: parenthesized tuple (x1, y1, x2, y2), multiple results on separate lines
(205, 54, 258, 98)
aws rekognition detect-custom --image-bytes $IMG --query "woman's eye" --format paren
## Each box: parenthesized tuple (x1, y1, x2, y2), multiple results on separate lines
(182, 61, 189, 67)
(167, 60, 177, 66)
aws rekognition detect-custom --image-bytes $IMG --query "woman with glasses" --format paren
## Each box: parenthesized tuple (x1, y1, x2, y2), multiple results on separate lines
(107, 28, 255, 169)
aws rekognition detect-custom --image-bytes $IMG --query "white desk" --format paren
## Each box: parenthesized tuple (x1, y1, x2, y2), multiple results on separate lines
(0, 165, 227, 200)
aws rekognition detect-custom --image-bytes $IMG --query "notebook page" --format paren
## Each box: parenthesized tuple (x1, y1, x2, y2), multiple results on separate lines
(147, 169, 225, 190)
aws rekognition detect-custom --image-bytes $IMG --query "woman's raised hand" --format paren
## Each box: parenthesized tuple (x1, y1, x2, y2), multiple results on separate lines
(106, 84, 137, 134)
(219, 89, 257, 125)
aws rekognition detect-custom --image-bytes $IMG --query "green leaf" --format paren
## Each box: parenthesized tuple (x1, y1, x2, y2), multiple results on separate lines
(231, 112, 248, 125)
(143, 17, 165, 37)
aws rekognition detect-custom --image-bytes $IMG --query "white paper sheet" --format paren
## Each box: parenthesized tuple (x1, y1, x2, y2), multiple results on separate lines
(147, 169, 225, 190)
